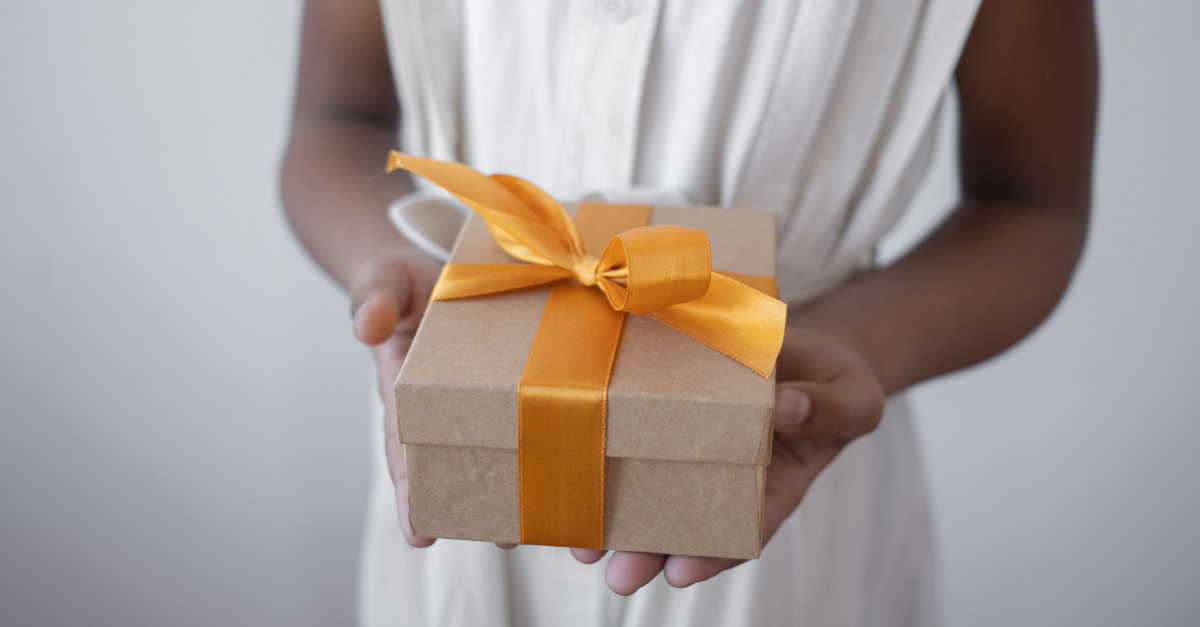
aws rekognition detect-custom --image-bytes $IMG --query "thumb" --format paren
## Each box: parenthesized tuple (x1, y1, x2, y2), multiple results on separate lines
(774, 382, 813, 437)
(350, 249, 440, 346)
(775, 373, 884, 440)
(351, 284, 403, 346)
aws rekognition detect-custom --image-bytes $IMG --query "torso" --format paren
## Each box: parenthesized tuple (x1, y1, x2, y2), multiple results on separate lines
(362, 2, 981, 625)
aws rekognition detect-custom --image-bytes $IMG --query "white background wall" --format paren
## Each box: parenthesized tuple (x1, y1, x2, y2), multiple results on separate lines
(0, 2, 1196, 625)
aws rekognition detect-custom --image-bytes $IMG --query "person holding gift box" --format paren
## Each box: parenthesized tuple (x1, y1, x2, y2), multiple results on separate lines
(281, 0, 1096, 625)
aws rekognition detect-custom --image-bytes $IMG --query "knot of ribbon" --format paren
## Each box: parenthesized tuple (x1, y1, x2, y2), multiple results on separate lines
(387, 151, 786, 550)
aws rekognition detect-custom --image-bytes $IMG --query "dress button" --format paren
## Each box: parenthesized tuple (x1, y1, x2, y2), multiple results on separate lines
(596, 0, 632, 22)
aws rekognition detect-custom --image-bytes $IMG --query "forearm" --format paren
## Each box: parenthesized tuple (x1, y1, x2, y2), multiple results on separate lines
(793, 0, 1097, 397)
(280, 115, 416, 291)
(790, 197, 1087, 395)
(281, 0, 420, 293)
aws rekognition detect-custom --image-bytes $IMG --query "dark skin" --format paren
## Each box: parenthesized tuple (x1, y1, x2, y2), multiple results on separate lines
(282, 0, 1097, 596)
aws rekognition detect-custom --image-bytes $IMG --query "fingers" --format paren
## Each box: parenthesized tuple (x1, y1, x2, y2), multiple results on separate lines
(774, 372, 883, 440)
(350, 250, 434, 346)
(353, 287, 402, 346)
(571, 547, 607, 564)
(358, 250, 445, 549)
(663, 555, 743, 588)
(606, 552, 666, 595)
(383, 404, 435, 548)
(774, 386, 812, 434)
(392, 472, 436, 548)
(383, 369, 431, 549)
(596, 551, 749, 593)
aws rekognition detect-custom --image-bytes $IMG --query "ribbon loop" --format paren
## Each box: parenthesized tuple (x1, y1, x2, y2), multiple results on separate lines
(596, 225, 712, 315)
(388, 152, 586, 269)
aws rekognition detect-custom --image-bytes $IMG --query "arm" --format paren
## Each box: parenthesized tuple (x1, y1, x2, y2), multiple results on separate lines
(281, 0, 441, 546)
(594, 0, 1098, 594)
(796, 0, 1098, 395)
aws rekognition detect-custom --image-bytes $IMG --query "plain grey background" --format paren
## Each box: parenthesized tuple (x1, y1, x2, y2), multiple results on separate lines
(1, 1, 1197, 625)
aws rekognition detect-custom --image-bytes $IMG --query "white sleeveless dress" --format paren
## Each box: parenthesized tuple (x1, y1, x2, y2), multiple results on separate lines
(361, 1, 981, 625)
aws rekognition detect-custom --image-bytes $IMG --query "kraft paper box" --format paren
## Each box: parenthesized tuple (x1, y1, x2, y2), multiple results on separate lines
(395, 203, 778, 560)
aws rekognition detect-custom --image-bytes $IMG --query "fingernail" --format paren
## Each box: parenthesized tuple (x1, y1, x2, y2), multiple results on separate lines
(354, 294, 377, 324)
(779, 389, 810, 424)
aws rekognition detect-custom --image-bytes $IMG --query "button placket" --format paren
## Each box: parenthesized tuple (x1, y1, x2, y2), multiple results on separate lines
(558, 0, 662, 196)
(596, 0, 633, 22)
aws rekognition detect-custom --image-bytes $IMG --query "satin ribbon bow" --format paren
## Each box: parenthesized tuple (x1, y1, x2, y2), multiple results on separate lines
(386, 152, 786, 377)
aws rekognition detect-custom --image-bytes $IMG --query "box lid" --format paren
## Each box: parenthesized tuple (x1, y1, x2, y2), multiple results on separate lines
(396, 204, 778, 467)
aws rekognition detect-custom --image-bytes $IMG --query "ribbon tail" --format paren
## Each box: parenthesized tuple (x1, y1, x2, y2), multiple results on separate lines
(713, 271, 780, 298)
(432, 264, 573, 301)
(650, 273, 787, 378)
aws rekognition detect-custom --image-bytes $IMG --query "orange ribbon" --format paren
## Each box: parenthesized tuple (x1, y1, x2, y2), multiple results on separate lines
(387, 152, 786, 549)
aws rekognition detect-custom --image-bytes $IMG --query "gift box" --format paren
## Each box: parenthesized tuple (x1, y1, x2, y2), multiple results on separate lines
(390, 154, 785, 560)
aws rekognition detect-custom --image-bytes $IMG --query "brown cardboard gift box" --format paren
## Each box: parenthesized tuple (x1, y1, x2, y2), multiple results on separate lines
(395, 203, 778, 560)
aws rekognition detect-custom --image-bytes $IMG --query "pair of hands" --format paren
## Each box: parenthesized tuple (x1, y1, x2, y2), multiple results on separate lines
(352, 250, 885, 595)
